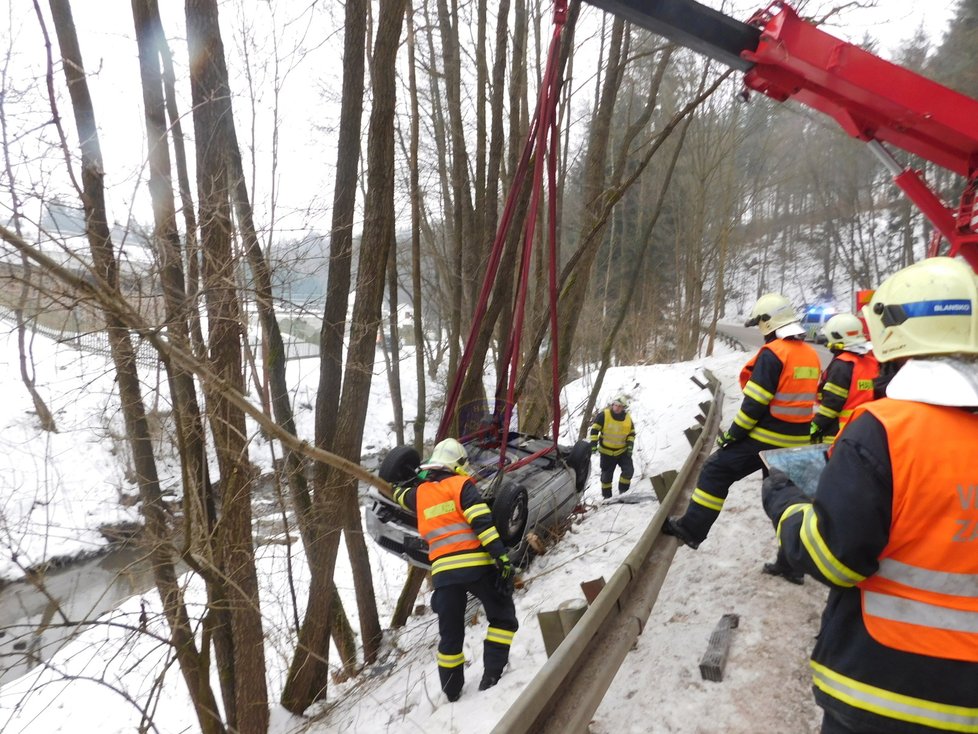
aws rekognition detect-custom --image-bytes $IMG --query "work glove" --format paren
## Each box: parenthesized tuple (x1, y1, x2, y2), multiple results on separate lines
(590, 443, 598, 455)
(762, 468, 792, 496)
(716, 430, 736, 449)
(761, 469, 804, 526)
(494, 554, 515, 596)
(809, 423, 825, 444)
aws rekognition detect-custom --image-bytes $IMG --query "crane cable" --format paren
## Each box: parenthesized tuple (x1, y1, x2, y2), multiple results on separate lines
(437, 0, 570, 466)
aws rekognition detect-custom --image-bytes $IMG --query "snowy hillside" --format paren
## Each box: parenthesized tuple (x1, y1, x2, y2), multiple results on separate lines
(0, 326, 828, 733)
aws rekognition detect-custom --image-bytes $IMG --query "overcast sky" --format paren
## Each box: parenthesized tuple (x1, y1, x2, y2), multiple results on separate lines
(694, 0, 959, 55)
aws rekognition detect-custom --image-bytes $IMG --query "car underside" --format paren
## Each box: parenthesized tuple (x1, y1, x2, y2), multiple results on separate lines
(365, 433, 592, 569)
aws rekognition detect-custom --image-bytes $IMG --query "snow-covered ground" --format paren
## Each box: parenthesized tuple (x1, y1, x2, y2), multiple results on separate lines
(0, 324, 827, 733)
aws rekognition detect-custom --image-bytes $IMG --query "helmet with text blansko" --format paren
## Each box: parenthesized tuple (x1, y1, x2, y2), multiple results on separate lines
(745, 293, 801, 336)
(420, 438, 472, 475)
(863, 257, 978, 362)
(822, 313, 867, 350)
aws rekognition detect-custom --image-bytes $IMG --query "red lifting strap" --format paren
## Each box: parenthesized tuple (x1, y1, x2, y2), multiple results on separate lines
(438, 2, 568, 455)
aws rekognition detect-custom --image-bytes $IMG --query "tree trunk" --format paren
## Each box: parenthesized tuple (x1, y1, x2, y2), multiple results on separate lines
(130, 0, 217, 578)
(284, 0, 406, 713)
(45, 2, 226, 732)
(338, 0, 407, 671)
(185, 1, 269, 731)
(282, 0, 368, 715)
(435, 0, 469, 381)
(391, 565, 428, 628)
(581, 104, 692, 434)
(406, 1, 426, 454)
(0, 62, 57, 434)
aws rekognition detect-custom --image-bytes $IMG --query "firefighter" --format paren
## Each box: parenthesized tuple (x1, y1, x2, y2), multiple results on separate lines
(589, 394, 636, 499)
(762, 257, 978, 734)
(663, 293, 820, 584)
(810, 313, 880, 444)
(392, 438, 518, 701)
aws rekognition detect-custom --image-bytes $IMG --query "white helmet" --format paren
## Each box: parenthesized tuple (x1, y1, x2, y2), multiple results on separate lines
(611, 394, 629, 410)
(863, 257, 978, 363)
(822, 313, 868, 350)
(745, 293, 801, 336)
(420, 438, 471, 474)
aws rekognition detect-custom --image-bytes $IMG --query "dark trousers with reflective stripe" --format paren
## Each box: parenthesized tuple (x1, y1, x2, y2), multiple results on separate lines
(677, 437, 769, 544)
(431, 570, 518, 698)
(820, 708, 897, 734)
(599, 452, 633, 497)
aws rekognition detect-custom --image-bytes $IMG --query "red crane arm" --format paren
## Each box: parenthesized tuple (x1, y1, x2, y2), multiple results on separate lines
(742, 2, 978, 179)
(740, 2, 978, 266)
(584, 0, 978, 268)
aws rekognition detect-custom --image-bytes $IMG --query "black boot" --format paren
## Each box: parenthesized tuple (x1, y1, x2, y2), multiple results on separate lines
(662, 517, 701, 550)
(762, 561, 804, 585)
(440, 665, 464, 701)
(479, 671, 501, 691)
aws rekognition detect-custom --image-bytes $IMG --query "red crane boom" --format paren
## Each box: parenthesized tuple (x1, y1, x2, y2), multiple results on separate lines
(585, 0, 978, 269)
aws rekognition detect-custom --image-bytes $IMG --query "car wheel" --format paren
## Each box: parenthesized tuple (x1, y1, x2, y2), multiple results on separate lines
(378, 445, 421, 484)
(492, 481, 529, 547)
(567, 439, 592, 493)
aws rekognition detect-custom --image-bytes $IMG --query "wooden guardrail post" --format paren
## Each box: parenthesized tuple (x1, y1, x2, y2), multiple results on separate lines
(537, 610, 566, 658)
(683, 425, 703, 447)
(539, 579, 606, 658)
(649, 470, 678, 503)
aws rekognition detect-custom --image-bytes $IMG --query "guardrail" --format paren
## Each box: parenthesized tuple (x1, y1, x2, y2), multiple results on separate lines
(492, 370, 723, 734)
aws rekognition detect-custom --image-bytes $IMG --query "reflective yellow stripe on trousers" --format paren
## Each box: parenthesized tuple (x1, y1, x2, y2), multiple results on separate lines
(811, 661, 978, 732)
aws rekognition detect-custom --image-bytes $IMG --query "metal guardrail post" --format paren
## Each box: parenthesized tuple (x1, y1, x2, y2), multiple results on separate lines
(491, 374, 723, 734)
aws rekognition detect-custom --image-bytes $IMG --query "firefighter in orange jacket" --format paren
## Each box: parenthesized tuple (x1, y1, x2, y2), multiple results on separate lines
(763, 257, 978, 733)
(664, 293, 820, 582)
(810, 313, 880, 444)
(589, 394, 636, 498)
(393, 438, 517, 701)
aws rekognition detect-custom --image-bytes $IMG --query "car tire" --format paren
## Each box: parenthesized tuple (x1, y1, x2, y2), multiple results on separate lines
(492, 481, 529, 547)
(567, 439, 592, 493)
(378, 445, 421, 485)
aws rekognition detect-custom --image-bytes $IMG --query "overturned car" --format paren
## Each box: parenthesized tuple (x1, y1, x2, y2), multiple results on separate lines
(365, 433, 592, 569)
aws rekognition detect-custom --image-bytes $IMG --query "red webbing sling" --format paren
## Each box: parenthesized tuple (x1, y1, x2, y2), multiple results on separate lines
(437, 0, 569, 470)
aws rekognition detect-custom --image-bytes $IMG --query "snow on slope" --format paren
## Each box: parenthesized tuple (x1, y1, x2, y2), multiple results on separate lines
(0, 324, 828, 733)
(312, 356, 827, 734)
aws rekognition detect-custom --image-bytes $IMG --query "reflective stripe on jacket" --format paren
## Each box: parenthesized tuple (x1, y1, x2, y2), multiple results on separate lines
(817, 350, 880, 443)
(855, 398, 978, 663)
(766, 400, 978, 732)
(589, 409, 634, 456)
(835, 352, 879, 435)
(416, 475, 489, 571)
(734, 339, 820, 447)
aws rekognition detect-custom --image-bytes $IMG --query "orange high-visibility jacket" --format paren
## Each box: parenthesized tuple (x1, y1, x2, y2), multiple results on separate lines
(734, 339, 820, 446)
(416, 474, 485, 561)
(855, 398, 978, 662)
(830, 351, 880, 437)
(739, 340, 820, 423)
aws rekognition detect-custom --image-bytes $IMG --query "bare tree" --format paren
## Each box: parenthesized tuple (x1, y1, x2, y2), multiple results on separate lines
(0, 24, 56, 433)
(40, 1, 226, 732)
(283, 0, 407, 713)
(185, 1, 269, 730)
(280, 0, 366, 715)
